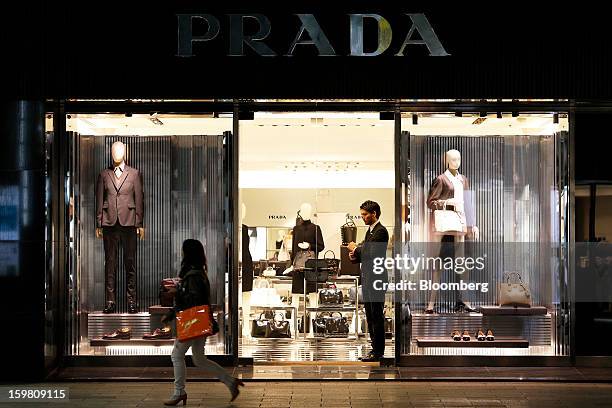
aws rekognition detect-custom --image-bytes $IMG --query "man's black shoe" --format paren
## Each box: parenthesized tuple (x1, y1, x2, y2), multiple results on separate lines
(103, 301, 116, 314)
(128, 302, 138, 314)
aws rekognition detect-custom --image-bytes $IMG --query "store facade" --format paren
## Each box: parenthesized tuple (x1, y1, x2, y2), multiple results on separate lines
(4, 2, 612, 380)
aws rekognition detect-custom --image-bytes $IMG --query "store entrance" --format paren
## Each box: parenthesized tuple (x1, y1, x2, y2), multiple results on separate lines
(238, 111, 395, 362)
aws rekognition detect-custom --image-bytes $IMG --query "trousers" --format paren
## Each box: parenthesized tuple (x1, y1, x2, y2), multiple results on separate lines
(364, 301, 385, 356)
(170, 337, 234, 396)
(103, 223, 137, 304)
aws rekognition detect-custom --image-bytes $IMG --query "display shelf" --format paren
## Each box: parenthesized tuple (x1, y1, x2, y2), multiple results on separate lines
(416, 337, 529, 348)
(90, 338, 174, 347)
(480, 306, 548, 316)
(307, 306, 358, 312)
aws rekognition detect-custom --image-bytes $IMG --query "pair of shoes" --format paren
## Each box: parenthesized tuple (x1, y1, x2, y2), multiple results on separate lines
(230, 378, 245, 402)
(102, 328, 131, 340)
(163, 393, 187, 406)
(142, 327, 172, 340)
(103, 301, 116, 314)
(451, 330, 472, 341)
(424, 308, 435, 314)
(360, 352, 383, 362)
(476, 329, 495, 341)
(454, 301, 478, 313)
(128, 302, 138, 314)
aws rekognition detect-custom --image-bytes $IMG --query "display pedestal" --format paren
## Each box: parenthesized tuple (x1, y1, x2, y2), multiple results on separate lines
(480, 306, 548, 316)
(90, 338, 174, 347)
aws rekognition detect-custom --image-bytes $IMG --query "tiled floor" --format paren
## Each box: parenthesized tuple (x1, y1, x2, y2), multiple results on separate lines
(54, 365, 612, 382)
(8, 381, 612, 407)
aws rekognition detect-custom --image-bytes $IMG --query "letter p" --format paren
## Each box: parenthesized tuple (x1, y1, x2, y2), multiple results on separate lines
(177, 14, 220, 57)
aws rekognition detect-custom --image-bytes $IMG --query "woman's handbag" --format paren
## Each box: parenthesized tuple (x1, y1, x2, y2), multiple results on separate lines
(318, 284, 343, 306)
(176, 305, 214, 342)
(304, 258, 330, 282)
(341, 215, 358, 245)
(250, 277, 282, 306)
(348, 286, 362, 304)
(293, 249, 316, 270)
(498, 272, 532, 307)
(251, 312, 269, 338)
(312, 312, 349, 337)
(159, 277, 180, 307)
(433, 201, 466, 235)
(265, 313, 291, 338)
(323, 250, 340, 274)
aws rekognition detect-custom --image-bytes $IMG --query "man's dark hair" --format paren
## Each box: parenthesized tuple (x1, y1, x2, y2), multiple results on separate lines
(360, 200, 381, 218)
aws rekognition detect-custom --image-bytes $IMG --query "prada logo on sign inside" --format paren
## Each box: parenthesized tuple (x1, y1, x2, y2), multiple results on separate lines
(269, 215, 287, 220)
(177, 13, 449, 57)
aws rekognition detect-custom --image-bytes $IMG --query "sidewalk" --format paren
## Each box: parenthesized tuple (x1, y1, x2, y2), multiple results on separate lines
(4, 381, 612, 407)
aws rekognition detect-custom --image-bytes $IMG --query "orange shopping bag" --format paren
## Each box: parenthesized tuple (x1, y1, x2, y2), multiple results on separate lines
(176, 305, 213, 342)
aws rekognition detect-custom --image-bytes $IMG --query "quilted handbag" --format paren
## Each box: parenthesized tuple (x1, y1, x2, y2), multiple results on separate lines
(251, 312, 269, 338)
(176, 305, 214, 342)
(433, 201, 466, 235)
(265, 313, 291, 338)
(318, 284, 343, 306)
(498, 272, 532, 307)
(159, 277, 180, 307)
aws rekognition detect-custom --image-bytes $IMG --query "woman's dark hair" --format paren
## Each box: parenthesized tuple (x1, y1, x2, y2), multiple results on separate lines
(180, 239, 208, 276)
(360, 200, 381, 218)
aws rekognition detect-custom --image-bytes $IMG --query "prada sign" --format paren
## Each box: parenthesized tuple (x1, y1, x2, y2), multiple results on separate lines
(177, 13, 449, 57)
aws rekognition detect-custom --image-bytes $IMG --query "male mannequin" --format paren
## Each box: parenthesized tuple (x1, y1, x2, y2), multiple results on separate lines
(291, 203, 324, 305)
(425, 149, 479, 313)
(96, 141, 144, 314)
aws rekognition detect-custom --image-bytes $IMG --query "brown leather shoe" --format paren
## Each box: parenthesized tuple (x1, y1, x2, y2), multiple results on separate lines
(143, 327, 172, 340)
(163, 393, 187, 406)
(102, 328, 131, 340)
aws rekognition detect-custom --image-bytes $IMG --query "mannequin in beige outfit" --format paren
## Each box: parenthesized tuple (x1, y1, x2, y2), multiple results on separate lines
(425, 149, 479, 313)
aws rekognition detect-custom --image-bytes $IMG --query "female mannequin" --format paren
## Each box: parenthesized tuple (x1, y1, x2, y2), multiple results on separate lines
(425, 149, 479, 313)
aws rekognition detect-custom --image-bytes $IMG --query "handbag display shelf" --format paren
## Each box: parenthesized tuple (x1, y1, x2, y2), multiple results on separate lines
(480, 306, 547, 316)
(302, 275, 360, 339)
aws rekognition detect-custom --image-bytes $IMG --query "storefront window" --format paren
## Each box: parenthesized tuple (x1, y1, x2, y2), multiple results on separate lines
(399, 113, 571, 357)
(238, 111, 395, 361)
(63, 114, 233, 356)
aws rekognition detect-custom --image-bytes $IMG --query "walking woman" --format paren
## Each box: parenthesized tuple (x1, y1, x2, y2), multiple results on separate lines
(161, 239, 244, 406)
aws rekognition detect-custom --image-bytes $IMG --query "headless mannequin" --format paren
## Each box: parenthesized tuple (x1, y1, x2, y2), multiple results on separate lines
(426, 150, 479, 313)
(241, 203, 254, 336)
(291, 203, 325, 308)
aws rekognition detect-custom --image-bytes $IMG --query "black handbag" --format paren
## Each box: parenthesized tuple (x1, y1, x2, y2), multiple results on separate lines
(323, 250, 340, 274)
(312, 312, 349, 337)
(325, 311, 349, 336)
(265, 313, 291, 338)
(318, 284, 343, 306)
(304, 258, 329, 282)
(251, 312, 269, 338)
(341, 216, 357, 245)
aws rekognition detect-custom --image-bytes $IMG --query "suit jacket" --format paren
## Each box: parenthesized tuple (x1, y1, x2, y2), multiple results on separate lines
(353, 222, 389, 301)
(96, 165, 144, 228)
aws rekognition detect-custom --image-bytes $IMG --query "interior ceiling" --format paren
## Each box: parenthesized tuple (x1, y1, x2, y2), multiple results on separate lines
(69, 113, 568, 174)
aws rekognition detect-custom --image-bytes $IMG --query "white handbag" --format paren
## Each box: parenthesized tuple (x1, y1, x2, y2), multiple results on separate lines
(433, 201, 466, 235)
(498, 272, 532, 307)
(250, 277, 282, 307)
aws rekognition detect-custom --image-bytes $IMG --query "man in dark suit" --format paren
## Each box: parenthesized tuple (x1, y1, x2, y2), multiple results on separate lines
(348, 200, 389, 362)
(96, 141, 144, 314)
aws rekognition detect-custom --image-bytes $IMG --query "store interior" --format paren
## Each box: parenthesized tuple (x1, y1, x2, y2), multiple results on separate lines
(59, 110, 571, 361)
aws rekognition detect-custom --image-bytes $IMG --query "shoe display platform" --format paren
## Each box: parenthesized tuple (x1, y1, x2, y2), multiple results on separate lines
(416, 337, 529, 348)
(88, 312, 151, 339)
(90, 338, 174, 347)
